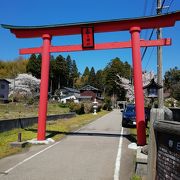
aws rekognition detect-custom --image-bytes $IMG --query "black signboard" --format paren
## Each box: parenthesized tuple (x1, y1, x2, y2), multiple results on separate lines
(156, 132, 180, 179)
(81, 27, 94, 48)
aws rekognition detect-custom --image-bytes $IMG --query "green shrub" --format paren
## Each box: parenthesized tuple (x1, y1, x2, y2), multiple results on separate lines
(102, 103, 108, 110)
(27, 98, 34, 105)
(78, 103, 85, 115)
(102, 103, 112, 111)
(69, 102, 102, 115)
(102, 97, 112, 111)
(84, 102, 93, 114)
(131, 175, 141, 180)
(58, 103, 69, 108)
(69, 102, 85, 115)
(97, 105, 102, 112)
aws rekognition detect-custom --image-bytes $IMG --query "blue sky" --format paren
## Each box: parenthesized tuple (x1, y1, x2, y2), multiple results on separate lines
(0, 0, 179, 75)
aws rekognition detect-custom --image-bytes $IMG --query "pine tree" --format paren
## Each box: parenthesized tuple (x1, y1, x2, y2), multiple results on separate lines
(26, 54, 41, 79)
(54, 55, 68, 89)
(80, 66, 89, 86)
(88, 67, 96, 87)
(95, 70, 105, 91)
(104, 57, 129, 100)
(82, 67, 90, 77)
(66, 55, 73, 87)
(71, 60, 79, 88)
(49, 55, 55, 93)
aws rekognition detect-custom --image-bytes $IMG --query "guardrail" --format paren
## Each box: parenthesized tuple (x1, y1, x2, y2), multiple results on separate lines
(0, 112, 76, 132)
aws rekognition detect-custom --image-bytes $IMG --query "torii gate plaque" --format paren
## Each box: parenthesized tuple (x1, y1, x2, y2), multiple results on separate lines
(2, 11, 180, 145)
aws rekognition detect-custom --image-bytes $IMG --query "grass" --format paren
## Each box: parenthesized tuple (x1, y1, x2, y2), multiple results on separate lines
(131, 175, 142, 180)
(0, 110, 109, 159)
(0, 102, 69, 120)
(129, 123, 150, 144)
(0, 128, 37, 159)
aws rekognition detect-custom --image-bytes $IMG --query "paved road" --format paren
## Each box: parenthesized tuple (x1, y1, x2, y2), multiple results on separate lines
(0, 110, 135, 180)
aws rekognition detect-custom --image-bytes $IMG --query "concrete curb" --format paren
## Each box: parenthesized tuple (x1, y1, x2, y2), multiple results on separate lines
(128, 143, 148, 178)
(27, 138, 55, 145)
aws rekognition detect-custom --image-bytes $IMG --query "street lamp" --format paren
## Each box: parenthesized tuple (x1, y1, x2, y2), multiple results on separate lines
(93, 98, 98, 115)
(143, 78, 163, 107)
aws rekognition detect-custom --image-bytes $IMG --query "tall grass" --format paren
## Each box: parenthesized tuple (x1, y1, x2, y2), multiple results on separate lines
(0, 102, 69, 120)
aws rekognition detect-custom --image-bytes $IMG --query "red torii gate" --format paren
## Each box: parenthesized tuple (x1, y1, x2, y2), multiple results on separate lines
(2, 11, 180, 145)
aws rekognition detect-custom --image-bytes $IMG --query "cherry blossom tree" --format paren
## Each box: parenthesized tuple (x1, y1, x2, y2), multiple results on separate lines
(8, 73, 40, 100)
(115, 71, 155, 102)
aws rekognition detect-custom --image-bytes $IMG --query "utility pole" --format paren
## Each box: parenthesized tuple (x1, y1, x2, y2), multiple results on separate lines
(157, 0, 164, 108)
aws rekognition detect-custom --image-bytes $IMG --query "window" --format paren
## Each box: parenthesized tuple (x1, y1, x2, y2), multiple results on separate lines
(149, 88, 157, 96)
(1, 84, 5, 89)
(0, 94, 4, 98)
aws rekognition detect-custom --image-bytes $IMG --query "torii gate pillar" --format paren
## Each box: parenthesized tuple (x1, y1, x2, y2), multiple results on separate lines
(37, 34, 51, 140)
(130, 27, 146, 145)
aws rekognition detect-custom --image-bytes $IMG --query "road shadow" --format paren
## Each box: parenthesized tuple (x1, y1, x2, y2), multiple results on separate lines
(25, 128, 137, 143)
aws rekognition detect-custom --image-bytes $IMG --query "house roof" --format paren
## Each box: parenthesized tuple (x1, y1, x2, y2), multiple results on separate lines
(143, 78, 162, 89)
(0, 79, 10, 84)
(61, 92, 80, 99)
(63, 87, 80, 93)
(80, 85, 99, 91)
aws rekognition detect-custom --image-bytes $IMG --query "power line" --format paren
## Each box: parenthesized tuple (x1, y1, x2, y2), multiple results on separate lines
(141, 0, 167, 62)
(141, 0, 156, 60)
(143, 0, 148, 16)
(145, 47, 155, 70)
(166, 0, 174, 12)
(161, 0, 166, 9)
(150, 0, 157, 15)
(141, 29, 155, 61)
(141, 0, 156, 56)
(143, 0, 174, 71)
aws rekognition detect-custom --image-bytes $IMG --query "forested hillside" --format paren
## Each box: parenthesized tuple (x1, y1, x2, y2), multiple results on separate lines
(0, 57, 28, 78)
(1, 54, 179, 103)
(0, 54, 131, 101)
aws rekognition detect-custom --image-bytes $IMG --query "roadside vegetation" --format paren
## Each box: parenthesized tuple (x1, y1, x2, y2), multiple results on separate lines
(130, 124, 150, 143)
(0, 110, 109, 159)
(131, 175, 142, 180)
(0, 102, 69, 120)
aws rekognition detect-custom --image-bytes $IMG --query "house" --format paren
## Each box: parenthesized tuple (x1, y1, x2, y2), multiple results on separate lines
(60, 87, 80, 97)
(60, 94, 79, 103)
(0, 79, 10, 103)
(79, 85, 103, 102)
(59, 87, 80, 103)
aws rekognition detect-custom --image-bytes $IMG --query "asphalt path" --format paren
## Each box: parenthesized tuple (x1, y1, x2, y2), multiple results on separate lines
(0, 110, 135, 180)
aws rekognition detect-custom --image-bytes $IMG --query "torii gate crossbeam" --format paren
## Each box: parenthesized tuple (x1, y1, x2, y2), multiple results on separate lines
(2, 11, 180, 146)
(19, 39, 171, 54)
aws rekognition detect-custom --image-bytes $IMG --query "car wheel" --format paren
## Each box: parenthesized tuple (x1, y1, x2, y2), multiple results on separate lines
(122, 120, 127, 127)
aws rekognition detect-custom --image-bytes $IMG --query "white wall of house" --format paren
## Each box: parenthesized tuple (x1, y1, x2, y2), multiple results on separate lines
(0, 80, 9, 101)
(59, 95, 79, 103)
